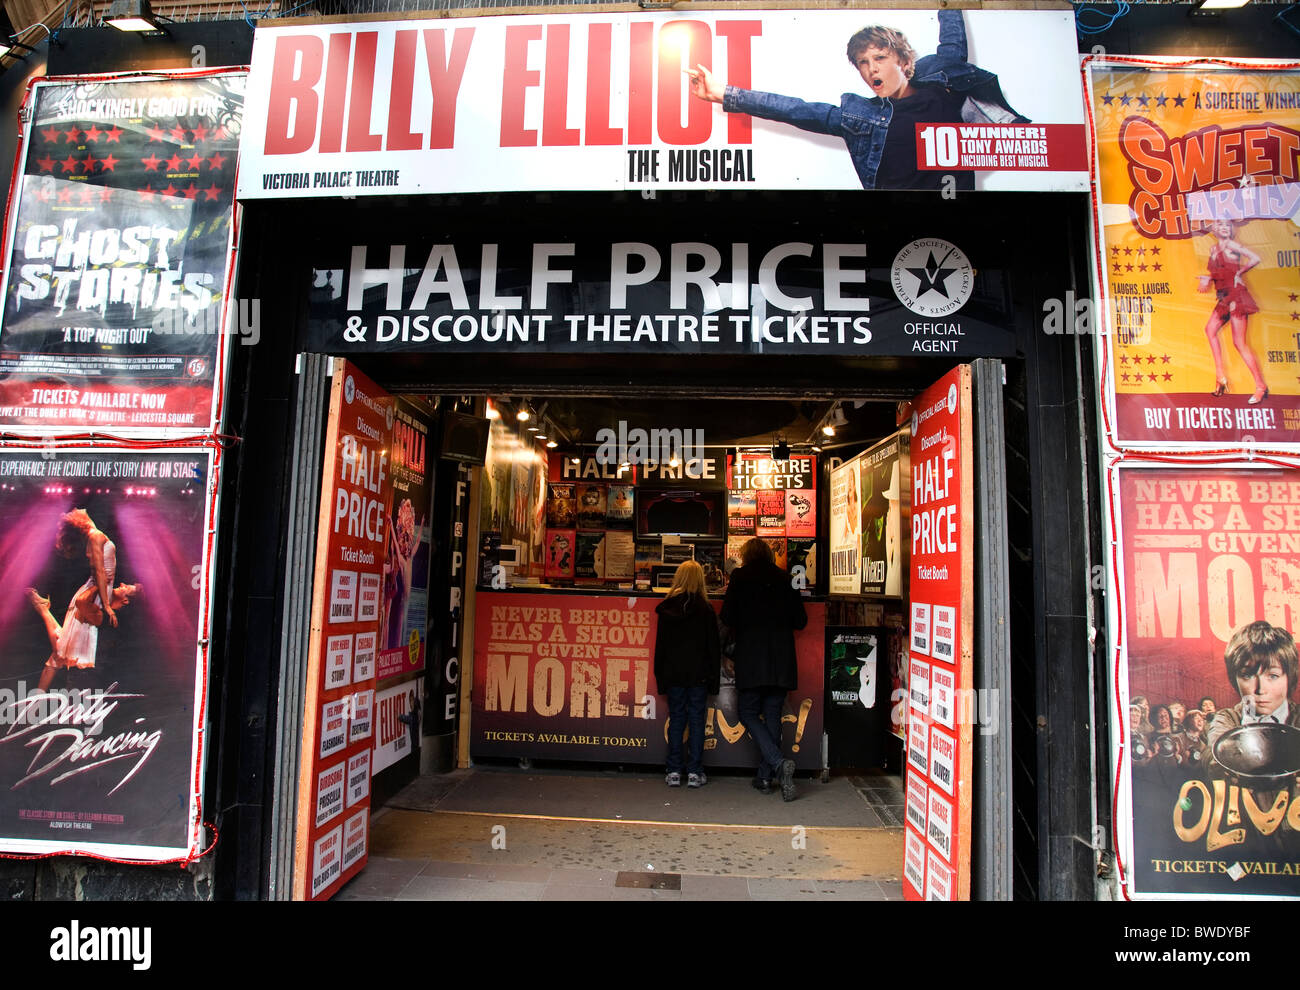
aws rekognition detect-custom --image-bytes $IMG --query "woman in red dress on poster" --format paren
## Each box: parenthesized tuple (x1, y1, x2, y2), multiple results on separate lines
(1198, 219, 1267, 405)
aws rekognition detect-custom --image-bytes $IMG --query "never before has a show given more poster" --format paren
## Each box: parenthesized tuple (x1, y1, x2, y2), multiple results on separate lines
(1118, 465, 1300, 897)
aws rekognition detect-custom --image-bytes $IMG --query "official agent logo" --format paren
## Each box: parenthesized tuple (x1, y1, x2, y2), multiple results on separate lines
(344, 374, 355, 404)
(891, 239, 973, 318)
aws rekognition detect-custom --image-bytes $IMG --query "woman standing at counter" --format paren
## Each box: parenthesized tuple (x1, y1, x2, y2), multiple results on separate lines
(654, 560, 721, 788)
(722, 538, 808, 801)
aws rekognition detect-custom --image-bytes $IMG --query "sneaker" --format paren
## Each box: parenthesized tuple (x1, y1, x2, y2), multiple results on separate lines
(687, 772, 707, 788)
(665, 771, 682, 787)
(779, 759, 797, 802)
(751, 778, 773, 794)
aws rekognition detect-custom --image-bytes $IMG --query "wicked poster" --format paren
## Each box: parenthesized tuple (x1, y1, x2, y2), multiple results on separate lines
(1087, 61, 1300, 446)
(0, 72, 245, 431)
(0, 449, 212, 858)
(1118, 465, 1300, 897)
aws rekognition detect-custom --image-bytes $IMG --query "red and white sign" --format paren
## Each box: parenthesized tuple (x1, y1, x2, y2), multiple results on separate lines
(350, 689, 374, 743)
(902, 365, 973, 901)
(238, 9, 1086, 198)
(347, 750, 371, 807)
(310, 825, 343, 899)
(294, 361, 395, 901)
(904, 828, 927, 893)
(908, 657, 930, 714)
(315, 762, 346, 828)
(353, 631, 376, 681)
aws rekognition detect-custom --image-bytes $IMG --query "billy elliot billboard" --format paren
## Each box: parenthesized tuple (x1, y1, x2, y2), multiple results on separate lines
(472, 590, 825, 770)
(1116, 464, 1300, 898)
(1086, 60, 1300, 447)
(238, 9, 1086, 196)
(0, 72, 245, 431)
(0, 449, 215, 859)
(306, 229, 1018, 357)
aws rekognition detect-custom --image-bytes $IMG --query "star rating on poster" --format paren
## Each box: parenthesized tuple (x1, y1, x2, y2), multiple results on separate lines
(1097, 92, 1188, 109)
(1117, 352, 1175, 388)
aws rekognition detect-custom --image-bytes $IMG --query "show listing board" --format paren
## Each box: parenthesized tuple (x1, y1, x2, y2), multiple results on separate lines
(901, 366, 974, 901)
(520, 446, 816, 592)
(295, 364, 434, 900)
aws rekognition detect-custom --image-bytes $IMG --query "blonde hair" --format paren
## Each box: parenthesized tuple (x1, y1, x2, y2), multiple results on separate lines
(666, 559, 707, 600)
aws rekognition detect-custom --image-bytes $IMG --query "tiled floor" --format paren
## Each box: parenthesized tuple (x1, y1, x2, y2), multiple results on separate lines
(337, 856, 904, 901)
(335, 768, 905, 901)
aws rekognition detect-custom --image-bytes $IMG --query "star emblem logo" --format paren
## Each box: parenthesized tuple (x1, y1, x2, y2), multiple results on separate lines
(891, 239, 973, 318)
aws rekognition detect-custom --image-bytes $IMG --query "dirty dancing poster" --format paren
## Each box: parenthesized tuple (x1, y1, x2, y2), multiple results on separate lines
(1119, 465, 1300, 896)
(1088, 61, 1300, 446)
(0, 450, 212, 858)
(0, 72, 245, 430)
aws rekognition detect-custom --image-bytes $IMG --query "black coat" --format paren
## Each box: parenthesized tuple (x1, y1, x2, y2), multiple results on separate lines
(720, 562, 808, 691)
(653, 593, 722, 694)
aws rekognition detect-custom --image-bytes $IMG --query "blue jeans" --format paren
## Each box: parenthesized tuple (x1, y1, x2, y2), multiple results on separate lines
(738, 688, 787, 781)
(666, 685, 708, 774)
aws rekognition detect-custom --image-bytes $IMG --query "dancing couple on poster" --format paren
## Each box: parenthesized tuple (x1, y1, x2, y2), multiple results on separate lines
(24, 509, 141, 690)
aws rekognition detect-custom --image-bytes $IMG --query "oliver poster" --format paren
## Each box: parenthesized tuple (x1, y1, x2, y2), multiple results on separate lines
(1119, 465, 1300, 896)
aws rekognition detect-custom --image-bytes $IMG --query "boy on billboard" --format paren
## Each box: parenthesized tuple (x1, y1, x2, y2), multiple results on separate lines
(687, 9, 1027, 190)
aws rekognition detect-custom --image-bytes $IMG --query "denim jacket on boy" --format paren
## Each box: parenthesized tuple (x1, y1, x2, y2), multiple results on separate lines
(720, 9, 1028, 189)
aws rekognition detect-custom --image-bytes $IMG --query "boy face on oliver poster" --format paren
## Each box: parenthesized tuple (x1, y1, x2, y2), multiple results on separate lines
(0, 451, 209, 856)
(1120, 467, 1300, 896)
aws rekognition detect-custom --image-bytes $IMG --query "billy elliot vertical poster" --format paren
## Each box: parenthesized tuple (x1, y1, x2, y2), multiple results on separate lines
(0, 450, 213, 859)
(0, 72, 245, 431)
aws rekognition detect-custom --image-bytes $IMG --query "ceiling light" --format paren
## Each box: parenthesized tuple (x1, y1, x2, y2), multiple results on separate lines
(546, 441, 558, 448)
(485, 401, 500, 420)
(516, 407, 530, 422)
(821, 424, 835, 437)
(105, 0, 162, 31)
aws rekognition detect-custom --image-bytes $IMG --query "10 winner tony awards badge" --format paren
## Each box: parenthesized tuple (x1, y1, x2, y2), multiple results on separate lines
(891, 238, 974, 318)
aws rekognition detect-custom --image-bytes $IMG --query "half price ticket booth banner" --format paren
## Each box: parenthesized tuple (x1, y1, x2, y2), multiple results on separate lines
(902, 365, 973, 901)
(294, 361, 395, 901)
(0, 72, 244, 432)
(1116, 465, 1300, 898)
(238, 9, 1086, 197)
(0, 449, 215, 860)
(1086, 60, 1300, 446)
